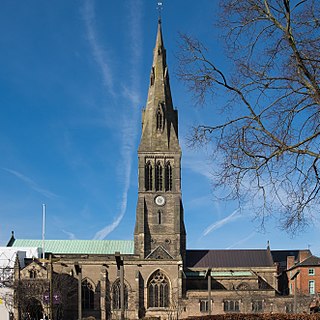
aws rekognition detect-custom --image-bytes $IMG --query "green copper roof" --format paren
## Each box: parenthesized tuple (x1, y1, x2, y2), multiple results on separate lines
(11, 239, 134, 255)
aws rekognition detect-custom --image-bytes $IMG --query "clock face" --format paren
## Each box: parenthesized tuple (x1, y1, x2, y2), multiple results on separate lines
(155, 195, 165, 206)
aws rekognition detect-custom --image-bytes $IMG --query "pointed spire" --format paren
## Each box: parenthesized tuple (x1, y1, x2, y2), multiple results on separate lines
(146, 18, 172, 110)
(139, 20, 179, 151)
(7, 230, 15, 247)
(155, 18, 164, 53)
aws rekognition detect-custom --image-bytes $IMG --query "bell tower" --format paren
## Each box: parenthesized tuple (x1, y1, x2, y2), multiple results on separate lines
(134, 20, 186, 261)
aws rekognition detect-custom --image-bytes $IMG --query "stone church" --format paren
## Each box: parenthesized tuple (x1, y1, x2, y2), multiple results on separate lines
(6, 20, 314, 319)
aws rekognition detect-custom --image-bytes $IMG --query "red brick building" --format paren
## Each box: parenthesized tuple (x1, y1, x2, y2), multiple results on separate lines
(287, 250, 320, 296)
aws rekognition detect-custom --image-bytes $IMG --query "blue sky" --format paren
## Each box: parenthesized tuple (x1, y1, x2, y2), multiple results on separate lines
(1, 0, 319, 256)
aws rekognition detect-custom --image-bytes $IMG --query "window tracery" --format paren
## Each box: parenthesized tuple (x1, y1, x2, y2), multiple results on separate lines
(148, 270, 169, 308)
(236, 282, 251, 290)
(112, 279, 128, 310)
(82, 279, 94, 310)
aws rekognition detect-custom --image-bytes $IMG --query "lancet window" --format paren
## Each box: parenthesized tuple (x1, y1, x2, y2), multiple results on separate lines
(165, 162, 172, 191)
(150, 67, 155, 86)
(29, 269, 37, 279)
(158, 210, 162, 224)
(82, 279, 94, 310)
(155, 161, 163, 191)
(112, 279, 128, 310)
(145, 161, 153, 191)
(148, 270, 169, 308)
(156, 106, 164, 131)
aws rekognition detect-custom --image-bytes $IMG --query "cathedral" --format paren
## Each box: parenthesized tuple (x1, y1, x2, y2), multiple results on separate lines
(5, 20, 317, 320)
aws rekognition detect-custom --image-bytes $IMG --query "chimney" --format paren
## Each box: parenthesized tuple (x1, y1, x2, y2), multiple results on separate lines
(299, 250, 312, 263)
(287, 256, 296, 269)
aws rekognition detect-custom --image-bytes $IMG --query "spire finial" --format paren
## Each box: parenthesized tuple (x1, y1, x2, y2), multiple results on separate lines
(157, 2, 163, 22)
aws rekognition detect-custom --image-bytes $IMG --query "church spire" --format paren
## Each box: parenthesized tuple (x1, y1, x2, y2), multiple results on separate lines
(147, 19, 173, 111)
(140, 19, 179, 152)
(134, 20, 186, 260)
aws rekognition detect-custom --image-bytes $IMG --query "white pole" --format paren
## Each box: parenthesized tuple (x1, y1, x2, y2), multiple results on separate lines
(42, 204, 46, 259)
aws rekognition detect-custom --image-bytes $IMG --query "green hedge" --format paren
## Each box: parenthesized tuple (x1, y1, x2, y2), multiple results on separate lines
(183, 314, 320, 320)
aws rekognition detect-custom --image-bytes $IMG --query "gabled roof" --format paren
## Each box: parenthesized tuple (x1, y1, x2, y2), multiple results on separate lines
(271, 250, 301, 270)
(289, 255, 320, 270)
(186, 249, 274, 268)
(146, 245, 173, 260)
(299, 255, 320, 266)
(9, 239, 134, 255)
(271, 250, 300, 263)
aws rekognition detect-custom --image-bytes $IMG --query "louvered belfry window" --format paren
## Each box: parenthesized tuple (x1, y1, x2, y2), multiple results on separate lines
(155, 161, 163, 191)
(165, 161, 172, 191)
(145, 161, 153, 191)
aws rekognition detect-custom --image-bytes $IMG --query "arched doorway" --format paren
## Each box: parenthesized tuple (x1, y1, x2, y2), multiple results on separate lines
(24, 297, 43, 320)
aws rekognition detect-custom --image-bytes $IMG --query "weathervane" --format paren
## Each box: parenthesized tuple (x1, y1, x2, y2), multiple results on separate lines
(157, 1, 163, 21)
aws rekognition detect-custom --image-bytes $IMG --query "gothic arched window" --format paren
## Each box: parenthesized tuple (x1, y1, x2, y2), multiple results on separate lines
(155, 161, 163, 191)
(29, 268, 37, 279)
(112, 279, 128, 310)
(82, 279, 94, 310)
(165, 162, 172, 191)
(156, 107, 163, 131)
(148, 270, 169, 308)
(145, 161, 153, 191)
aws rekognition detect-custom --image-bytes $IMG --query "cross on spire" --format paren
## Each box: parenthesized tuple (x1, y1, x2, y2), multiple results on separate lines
(157, 1, 163, 21)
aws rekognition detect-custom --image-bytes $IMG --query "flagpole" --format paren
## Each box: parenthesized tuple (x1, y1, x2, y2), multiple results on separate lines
(42, 204, 46, 259)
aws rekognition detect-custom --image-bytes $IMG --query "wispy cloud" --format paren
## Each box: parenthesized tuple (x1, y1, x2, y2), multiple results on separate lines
(186, 195, 213, 209)
(93, 116, 138, 239)
(202, 208, 241, 236)
(62, 229, 77, 240)
(227, 231, 256, 249)
(82, 0, 115, 96)
(2, 168, 57, 199)
(182, 141, 213, 180)
(183, 158, 213, 180)
(93, 192, 127, 240)
(92, 1, 143, 239)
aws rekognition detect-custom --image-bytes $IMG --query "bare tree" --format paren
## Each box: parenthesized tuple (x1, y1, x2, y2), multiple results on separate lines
(178, 0, 320, 232)
(14, 272, 77, 320)
(0, 257, 15, 319)
(14, 278, 49, 319)
(165, 290, 185, 320)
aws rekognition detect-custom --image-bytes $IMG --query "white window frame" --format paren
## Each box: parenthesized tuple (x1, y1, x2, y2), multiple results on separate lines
(309, 280, 315, 295)
(309, 268, 315, 276)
